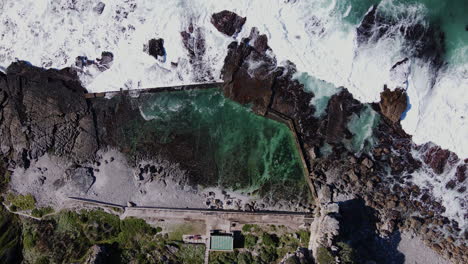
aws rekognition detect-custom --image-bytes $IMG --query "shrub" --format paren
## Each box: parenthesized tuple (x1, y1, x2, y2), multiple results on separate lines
(337, 242, 356, 264)
(244, 234, 257, 249)
(6, 193, 36, 211)
(316, 246, 334, 264)
(261, 233, 278, 247)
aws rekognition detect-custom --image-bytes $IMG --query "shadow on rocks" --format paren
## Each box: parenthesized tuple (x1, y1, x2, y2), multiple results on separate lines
(337, 199, 405, 264)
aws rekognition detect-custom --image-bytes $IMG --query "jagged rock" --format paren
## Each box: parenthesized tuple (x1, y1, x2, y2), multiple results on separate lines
(248, 27, 269, 54)
(379, 88, 407, 123)
(455, 164, 466, 182)
(211, 10, 246, 36)
(147, 38, 166, 59)
(84, 245, 110, 264)
(325, 93, 346, 143)
(221, 40, 275, 115)
(423, 145, 450, 174)
(0, 62, 97, 165)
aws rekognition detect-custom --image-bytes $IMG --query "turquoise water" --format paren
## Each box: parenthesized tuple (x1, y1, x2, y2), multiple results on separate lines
(138, 88, 309, 200)
(294, 72, 341, 117)
(346, 105, 380, 153)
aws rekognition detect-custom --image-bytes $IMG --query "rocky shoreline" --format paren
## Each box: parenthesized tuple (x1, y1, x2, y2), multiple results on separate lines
(0, 9, 466, 264)
(213, 11, 466, 263)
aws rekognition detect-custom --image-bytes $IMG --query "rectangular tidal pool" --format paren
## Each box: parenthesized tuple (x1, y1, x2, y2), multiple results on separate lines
(113, 87, 310, 203)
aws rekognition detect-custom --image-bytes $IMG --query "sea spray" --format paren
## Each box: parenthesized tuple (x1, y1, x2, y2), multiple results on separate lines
(293, 72, 341, 117)
(346, 105, 380, 153)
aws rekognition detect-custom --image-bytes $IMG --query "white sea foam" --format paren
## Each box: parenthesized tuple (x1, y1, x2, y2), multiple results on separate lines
(410, 147, 468, 233)
(0, 0, 467, 223)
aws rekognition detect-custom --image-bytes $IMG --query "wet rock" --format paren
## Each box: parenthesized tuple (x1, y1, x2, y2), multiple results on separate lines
(445, 180, 456, 190)
(211, 10, 246, 36)
(423, 145, 450, 174)
(147, 38, 166, 60)
(221, 40, 275, 115)
(379, 88, 407, 123)
(248, 27, 269, 54)
(455, 164, 466, 182)
(96, 51, 114, 71)
(361, 157, 374, 168)
(92, 2, 105, 15)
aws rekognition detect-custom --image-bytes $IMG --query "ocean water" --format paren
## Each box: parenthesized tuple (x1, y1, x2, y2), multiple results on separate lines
(346, 105, 380, 153)
(293, 72, 341, 117)
(139, 88, 309, 201)
(0, 0, 466, 225)
(0, 0, 465, 158)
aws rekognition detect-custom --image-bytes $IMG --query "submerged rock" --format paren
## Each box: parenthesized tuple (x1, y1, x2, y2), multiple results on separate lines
(211, 10, 246, 36)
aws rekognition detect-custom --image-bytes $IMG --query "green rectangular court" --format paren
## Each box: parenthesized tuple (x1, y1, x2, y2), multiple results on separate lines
(210, 235, 234, 251)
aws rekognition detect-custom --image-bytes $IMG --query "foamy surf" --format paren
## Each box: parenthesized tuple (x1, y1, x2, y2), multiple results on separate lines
(0, 0, 466, 228)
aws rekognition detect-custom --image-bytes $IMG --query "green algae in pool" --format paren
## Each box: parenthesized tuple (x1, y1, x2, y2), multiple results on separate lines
(139, 88, 309, 201)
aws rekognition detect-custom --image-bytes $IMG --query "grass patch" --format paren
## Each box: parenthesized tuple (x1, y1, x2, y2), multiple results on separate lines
(168, 224, 196, 241)
(6, 193, 36, 211)
(0, 206, 22, 264)
(176, 244, 205, 264)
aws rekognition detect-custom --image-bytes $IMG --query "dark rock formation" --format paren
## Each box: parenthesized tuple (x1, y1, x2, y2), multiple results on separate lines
(379, 88, 407, 123)
(180, 23, 212, 81)
(423, 145, 450, 174)
(211, 10, 246, 36)
(0, 62, 98, 166)
(220, 28, 467, 263)
(147, 38, 165, 59)
(221, 40, 275, 115)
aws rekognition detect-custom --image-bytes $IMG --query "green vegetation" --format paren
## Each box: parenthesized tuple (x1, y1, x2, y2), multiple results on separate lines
(235, 224, 311, 264)
(6, 193, 36, 211)
(31, 207, 54, 218)
(244, 234, 258, 249)
(317, 246, 335, 264)
(337, 242, 356, 264)
(168, 223, 197, 241)
(0, 206, 22, 264)
(19, 209, 204, 264)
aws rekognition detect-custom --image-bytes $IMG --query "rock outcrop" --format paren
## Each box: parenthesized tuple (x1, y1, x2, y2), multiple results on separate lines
(0, 62, 98, 166)
(379, 88, 407, 123)
(211, 10, 246, 37)
(221, 39, 275, 115)
(147, 38, 166, 60)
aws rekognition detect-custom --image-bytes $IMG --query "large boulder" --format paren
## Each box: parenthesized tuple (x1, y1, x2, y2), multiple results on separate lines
(0, 62, 98, 165)
(211, 10, 246, 36)
(147, 38, 166, 59)
(221, 40, 275, 115)
(379, 88, 407, 123)
(423, 145, 450, 174)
